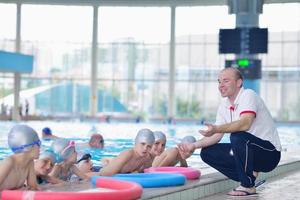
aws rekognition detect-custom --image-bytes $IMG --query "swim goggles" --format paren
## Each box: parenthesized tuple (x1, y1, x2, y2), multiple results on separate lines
(11, 140, 41, 153)
(76, 153, 91, 164)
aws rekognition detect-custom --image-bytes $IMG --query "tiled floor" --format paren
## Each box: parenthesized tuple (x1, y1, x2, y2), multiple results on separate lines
(201, 169, 300, 200)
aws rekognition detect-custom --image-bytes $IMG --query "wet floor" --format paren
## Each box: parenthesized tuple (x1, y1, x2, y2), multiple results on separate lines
(201, 170, 300, 200)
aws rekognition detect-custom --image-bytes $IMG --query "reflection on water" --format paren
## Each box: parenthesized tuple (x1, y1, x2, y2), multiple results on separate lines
(0, 121, 299, 169)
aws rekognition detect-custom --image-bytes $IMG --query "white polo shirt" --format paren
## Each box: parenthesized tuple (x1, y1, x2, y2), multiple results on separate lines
(215, 87, 281, 151)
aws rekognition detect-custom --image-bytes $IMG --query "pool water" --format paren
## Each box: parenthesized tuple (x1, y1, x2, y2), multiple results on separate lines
(0, 121, 300, 168)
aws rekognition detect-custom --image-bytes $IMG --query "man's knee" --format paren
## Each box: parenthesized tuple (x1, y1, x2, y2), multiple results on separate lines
(230, 132, 247, 145)
(200, 147, 210, 163)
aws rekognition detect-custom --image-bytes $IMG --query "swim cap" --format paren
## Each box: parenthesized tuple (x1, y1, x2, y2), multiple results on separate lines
(51, 138, 75, 162)
(42, 127, 52, 135)
(8, 124, 41, 153)
(40, 150, 57, 164)
(135, 128, 155, 145)
(153, 131, 167, 142)
(181, 136, 196, 144)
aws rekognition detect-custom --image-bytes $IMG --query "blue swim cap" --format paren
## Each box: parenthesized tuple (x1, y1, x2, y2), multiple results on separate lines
(8, 124, 41, 153)
(42, 127, 52, 135)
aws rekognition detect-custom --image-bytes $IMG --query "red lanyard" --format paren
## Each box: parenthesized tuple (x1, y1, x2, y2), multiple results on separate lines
(229, 106, 235, 122)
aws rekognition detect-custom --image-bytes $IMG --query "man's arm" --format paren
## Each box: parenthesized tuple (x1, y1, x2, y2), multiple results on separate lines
(178, 113, 255, 156)
(200, 113, 255, 137)
(177, 133, 224, 156)
(193, 133, 224, 149)
(216, 113, 255, 133)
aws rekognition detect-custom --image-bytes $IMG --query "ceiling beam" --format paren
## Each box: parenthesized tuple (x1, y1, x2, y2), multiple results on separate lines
(0, 0, 299, 7)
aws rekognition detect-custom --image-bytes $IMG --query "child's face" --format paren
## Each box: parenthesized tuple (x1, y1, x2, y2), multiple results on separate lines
(35, 158, 54, 175)
(151, 140, 166, 156)
(77, 159, 93, 173)
(135, 142, 152, 157)
(90, 138, 104, 149)
(31, 144, 40, 159)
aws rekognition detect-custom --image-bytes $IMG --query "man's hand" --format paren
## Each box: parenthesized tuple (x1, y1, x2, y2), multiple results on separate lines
(199, 123, 217, 137)
(177, 143, 196, 154)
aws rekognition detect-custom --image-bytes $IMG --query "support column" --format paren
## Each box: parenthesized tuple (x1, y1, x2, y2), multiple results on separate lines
(90, 6, 98, 117)
(168, 6, 176, 118)
(13, 3, 22, 121)
(228, 0, 264, 94)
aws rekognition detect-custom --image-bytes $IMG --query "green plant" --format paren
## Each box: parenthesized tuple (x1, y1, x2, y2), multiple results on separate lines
(176, 98, 200, 118)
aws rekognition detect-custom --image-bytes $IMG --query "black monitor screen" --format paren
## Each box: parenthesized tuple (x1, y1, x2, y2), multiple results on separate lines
(219, 28, 241, 54)
(249, 28, 268, 53)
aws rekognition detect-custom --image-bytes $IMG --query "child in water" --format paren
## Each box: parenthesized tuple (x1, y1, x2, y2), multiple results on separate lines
(152, 135, 196, 167)
(41, 127, 58, 140)
(0, 124, 41, 191)
(49, 138, 89, 182)
(76, 153, 94, 174)
(99, 128, 155, 176)
(70, 153, 99, 181)
(34, 151, 64, 185)
(76, 133, 105, 149)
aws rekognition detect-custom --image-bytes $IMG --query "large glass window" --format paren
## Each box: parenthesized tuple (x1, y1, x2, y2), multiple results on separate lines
(20, 5, 93, 116)
(1, 2, 299, 121)
(175, 6, 234, 118)
(0, 3, 16, 119)
(260, 3, 300, 68)
(0, 3, 16, 51)
(97, 7, 170, 118)
(260, 3, 300, 120)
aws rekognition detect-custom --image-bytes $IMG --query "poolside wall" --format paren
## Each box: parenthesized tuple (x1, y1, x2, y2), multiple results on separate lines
(141, 158, 300, 200)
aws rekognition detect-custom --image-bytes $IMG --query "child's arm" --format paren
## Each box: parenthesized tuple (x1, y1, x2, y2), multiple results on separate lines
(0, 157, 14, 185)
(44, 175, 66, 184)
(48, 164, 61, 178)
(72, 165, 89, 181)
(178, 158, 188, 167)
(99, 150, 132, 176)
(101, 157, 113, 165)
(152, 148, 179, 167)
(178, 148, 192, 167)
(26, 161, 39, 190)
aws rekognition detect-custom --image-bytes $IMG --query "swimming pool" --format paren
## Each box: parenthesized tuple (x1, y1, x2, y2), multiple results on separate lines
(1, 121, 300, 168)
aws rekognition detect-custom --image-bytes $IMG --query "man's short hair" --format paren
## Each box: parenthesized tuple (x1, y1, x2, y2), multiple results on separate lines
(222, 67, 243, 80)
(233, 67, 243, 81)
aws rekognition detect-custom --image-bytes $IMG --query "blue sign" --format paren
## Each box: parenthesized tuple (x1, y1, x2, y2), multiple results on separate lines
(0, 50, 33, 73)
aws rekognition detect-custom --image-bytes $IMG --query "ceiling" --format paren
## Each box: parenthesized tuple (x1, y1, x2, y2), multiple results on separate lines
(0, 0, 299, 7)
